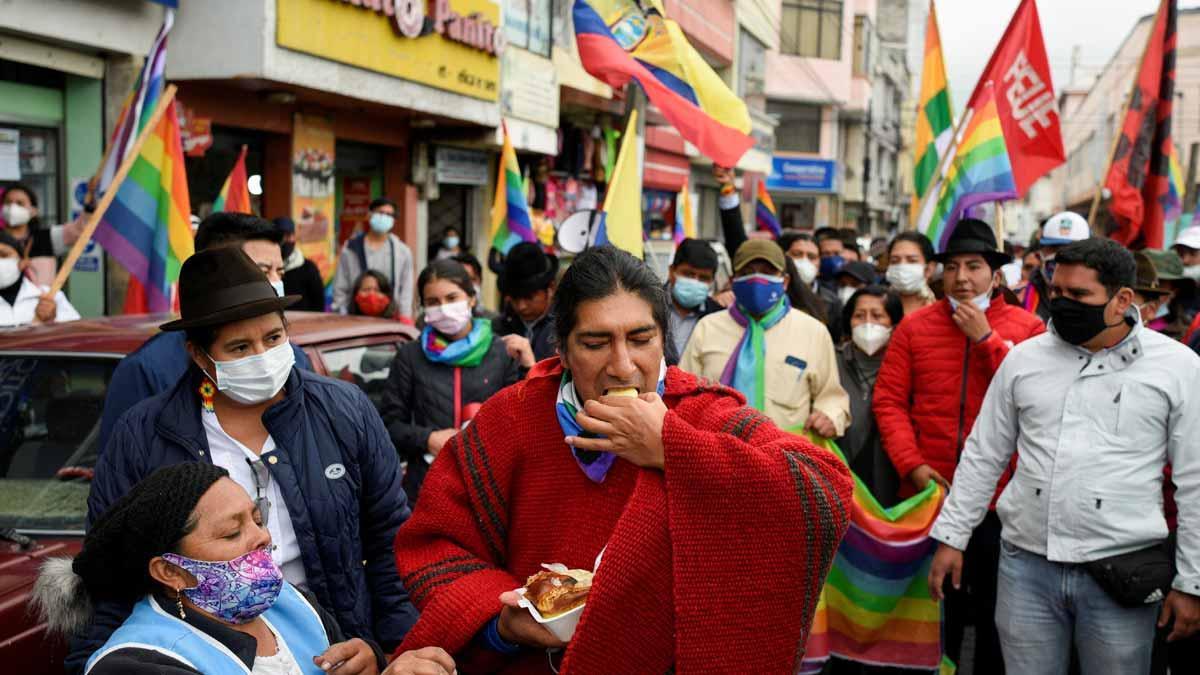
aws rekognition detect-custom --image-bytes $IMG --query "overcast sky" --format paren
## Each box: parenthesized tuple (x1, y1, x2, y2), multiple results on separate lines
(932, 0, 1194, 107)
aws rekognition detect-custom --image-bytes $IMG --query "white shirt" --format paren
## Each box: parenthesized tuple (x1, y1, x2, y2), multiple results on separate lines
(202, 410, 308, 589)
(251, 624, 304, 675)
(0, 277, 81, 327)
(930, 320, 1200, 595)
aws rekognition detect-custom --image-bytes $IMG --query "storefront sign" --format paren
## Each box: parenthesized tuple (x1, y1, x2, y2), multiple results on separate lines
(435, 146, 489, 186)
(501, 48, 559, 129)
(177, 106, 213, 158)
(292, 114, 338, 283)
(277, 0, 502, 101)
(766, 156, 837, 193)
(339, 176, 373, 244)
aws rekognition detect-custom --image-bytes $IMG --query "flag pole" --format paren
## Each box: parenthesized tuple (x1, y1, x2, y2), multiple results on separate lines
(911, 105, 974, 231)
(1085, 0, 1160, 235)
(48, 85, 179, 297)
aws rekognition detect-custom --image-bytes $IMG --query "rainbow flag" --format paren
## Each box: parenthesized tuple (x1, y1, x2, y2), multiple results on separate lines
(573, 0, 753, 168)
(93, 99, 193, 313)
(794, 432, 946, 674)
(1166, 143, 1185, 225)
(99, 10, 172, 196)
(912, 0, 954, 218)
(756, 180, 781, 238)
(917, 82, 1017, 251)
(212, 145, 251, 214)
(489, 121, 536, 255)
(674, 177, 695, 245)
(595, 110, 643, 258)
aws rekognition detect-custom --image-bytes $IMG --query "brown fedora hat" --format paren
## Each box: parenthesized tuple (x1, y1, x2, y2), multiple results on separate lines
(160, 247, 299, 331)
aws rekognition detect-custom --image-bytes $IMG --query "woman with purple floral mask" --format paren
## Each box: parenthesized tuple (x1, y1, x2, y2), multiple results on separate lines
(33, 462, 456, 675)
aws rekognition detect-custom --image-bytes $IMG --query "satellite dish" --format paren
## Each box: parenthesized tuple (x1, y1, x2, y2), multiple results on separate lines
(556, 210, 602, 254)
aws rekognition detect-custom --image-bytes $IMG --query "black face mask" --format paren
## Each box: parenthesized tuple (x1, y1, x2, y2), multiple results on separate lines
(281, 242, 295, 259)
(1049, 295, 1119, 346)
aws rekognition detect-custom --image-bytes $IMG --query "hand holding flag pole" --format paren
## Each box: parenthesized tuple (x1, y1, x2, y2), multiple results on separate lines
(48, 85, 179, 298)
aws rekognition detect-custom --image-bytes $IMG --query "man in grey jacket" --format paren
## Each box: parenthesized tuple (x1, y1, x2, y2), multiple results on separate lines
(928, 238, 1200, 674)
(332, 197, 414, 317)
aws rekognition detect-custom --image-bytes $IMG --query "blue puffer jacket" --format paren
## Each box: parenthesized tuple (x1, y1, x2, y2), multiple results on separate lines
(71, 366, 417, 673)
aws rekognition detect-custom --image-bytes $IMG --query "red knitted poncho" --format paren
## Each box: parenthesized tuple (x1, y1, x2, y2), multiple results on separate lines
(393, 362, 852, 674)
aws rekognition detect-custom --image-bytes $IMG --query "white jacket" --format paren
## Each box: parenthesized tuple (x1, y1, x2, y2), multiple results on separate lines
(931, 320, 1200, 595)
(0, 277, 81, 328)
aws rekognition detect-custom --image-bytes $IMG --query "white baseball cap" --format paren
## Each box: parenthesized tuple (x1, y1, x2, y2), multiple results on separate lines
(1040, 211, 1091, 246)
(1175, 225, 1200, 251)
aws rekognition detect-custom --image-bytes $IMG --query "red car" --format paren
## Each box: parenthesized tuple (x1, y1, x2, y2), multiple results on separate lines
(0, 312, 416, 674)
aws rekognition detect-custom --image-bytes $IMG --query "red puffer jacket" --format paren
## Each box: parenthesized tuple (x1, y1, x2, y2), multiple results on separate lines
(873, 298, 1045, 499)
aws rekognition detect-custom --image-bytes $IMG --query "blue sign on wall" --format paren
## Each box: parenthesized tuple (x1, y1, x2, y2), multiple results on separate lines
(766, 156, 837, 193)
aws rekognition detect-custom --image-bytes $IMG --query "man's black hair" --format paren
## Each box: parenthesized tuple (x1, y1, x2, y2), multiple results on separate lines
(814, 227, 840, 243)
(888, 231, 935, 264)
(779, 231, 815, 254)
(841, 285, 903, 339)
(1054, 237, 1136, 296)
(194, 212, 282, 251)
(369, 197, 397, 212)
(671, 238, 718, 271)
(451, 252, 484, 280)
(551, 245, 668, 349)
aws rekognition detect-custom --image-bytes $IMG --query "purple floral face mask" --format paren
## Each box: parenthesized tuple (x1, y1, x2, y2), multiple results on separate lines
(162, 547, 283, 624)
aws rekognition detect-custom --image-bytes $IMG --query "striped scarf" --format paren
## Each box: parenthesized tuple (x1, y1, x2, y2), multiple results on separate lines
(555, 359, 667, 482)
(719, 298, 789, 410)
(420, 319, 493, 367)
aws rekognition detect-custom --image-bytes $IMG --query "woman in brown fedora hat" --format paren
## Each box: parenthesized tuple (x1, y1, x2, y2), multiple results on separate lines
(81, 246, 422, 668)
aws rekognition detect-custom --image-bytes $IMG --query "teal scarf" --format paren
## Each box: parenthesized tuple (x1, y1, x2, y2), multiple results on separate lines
(420, 319, 494, 367)
(719, 298, 789, 410)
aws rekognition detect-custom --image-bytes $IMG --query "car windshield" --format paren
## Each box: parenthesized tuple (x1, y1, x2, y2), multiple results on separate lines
(0, 354, 114, 534)
(320, 341, 400, 412)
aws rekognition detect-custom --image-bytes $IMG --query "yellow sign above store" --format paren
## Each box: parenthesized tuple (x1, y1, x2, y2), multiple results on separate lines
(277, 0, 502, 101)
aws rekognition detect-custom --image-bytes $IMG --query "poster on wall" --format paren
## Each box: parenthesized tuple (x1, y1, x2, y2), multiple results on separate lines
(339, 176, 372, 245)
(0, 128, 20, 181)
(292, 113, 337, 282)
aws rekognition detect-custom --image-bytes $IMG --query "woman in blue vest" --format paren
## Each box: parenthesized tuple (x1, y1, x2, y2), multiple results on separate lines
(33, 462, 456, 674)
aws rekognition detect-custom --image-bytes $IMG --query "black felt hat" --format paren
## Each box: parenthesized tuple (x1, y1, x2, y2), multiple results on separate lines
(498, 241, 559, 298)
(160, 246, 298, 331)
(932, 218, 1012, 269)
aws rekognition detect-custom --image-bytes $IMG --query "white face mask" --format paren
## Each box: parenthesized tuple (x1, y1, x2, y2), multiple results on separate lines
(1183, 265, 1200, 281)
(0, 258, 21, 288)
(425, 300, 473, 337)
(949, 292, 991, 312)
(838, 285, 858, 305)
(270, 280, 286, 298)
(852, 322, 892, 356)
(886, 263, 926, 294)
(2, 203, 32, 227)
(792, 257, 818, 285)
(205, 341, 295, 405)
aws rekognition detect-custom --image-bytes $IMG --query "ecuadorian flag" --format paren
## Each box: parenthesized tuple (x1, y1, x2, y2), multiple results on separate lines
(595, 110, 643, 258)
(573, 0, 753, 168)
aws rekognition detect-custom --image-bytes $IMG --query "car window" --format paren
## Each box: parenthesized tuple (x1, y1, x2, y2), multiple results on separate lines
(0, 355, 114, 534)
(320, 342, 399, 412)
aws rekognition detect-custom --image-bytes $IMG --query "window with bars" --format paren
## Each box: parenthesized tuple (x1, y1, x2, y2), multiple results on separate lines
(769, 101, 823, 154)
(780, 0, 843, 60)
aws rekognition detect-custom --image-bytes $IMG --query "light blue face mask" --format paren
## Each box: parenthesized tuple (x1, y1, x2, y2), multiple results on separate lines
(369, 212, 394, 234)
(443, 236, 460, 250)
(671, 276, 710, 309)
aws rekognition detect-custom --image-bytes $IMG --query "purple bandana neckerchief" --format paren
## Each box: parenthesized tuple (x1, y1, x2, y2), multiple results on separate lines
(555, 359, 667, 483)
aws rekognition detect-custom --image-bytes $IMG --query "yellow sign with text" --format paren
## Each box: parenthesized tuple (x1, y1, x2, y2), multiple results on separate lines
(277, 0, 502, 101)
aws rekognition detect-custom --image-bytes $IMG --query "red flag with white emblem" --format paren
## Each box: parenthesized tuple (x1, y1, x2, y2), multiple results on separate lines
(966, 0, 1065, 196)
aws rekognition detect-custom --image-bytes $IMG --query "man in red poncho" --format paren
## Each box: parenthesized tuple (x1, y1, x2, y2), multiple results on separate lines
(391, 245, 853, 674)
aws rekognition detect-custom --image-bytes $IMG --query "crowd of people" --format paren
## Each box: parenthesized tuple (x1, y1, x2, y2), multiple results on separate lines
(8, 163, 1200, 674)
